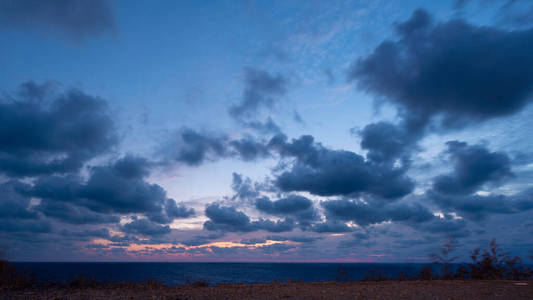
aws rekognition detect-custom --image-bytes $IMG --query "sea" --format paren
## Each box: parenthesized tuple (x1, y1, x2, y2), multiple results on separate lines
(12, 262, 438, 285)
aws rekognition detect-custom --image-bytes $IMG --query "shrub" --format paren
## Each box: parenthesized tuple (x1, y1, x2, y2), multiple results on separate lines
(429, 237, 459, 279)
(335, 265, 351, 283)
(468, 239, 532, 280)
(362, 269, 388, 281)
(418, 266, 434, 280)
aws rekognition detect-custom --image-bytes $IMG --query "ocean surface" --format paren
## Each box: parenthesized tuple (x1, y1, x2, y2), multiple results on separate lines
(13, 262, 438, 285)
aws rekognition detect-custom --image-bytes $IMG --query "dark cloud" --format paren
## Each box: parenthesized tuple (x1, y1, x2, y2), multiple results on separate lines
(0, 181, 38, 220)
(419, 215, 469, 237)
(349, 9, 533, 131)
(229, 68, 287, 120)
(429, 188, 533, 221)
(165, 128, 271, 166)
(266, 235, 320, 243)
(0, 219, 51, 233)
(271, 134, 414, 199)
(168, 128, 228, 166)
(255, 195, 317, 225)
(231, 173, 261, 201)
(203, 203, 295, 233)
(359, 121, 417, 165)
(310, 220, 353, 233)
(255, 195, 312, 214)
(121, 218, 171, 236)
(322, 198, 434, 227)
(229, 136, 271, 161)
(309, 221, 353, 233)
(253, 218, 295, 233)
(28, 155, 194, 225)
(181, 233, 224, 246)
(0, 82, 117, 177)
(0, 0, 116, 41)
(0, 181, 52, 234)
(203, 203, 256, 232)
(60, 228, 111, 240)
(433, 141, 513, 196)
(79, 159, 168, 216)
(165, 199, 195, 219)
(37, 200, 119, 224)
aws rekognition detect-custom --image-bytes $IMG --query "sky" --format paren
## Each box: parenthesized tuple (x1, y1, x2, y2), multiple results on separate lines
(1, 0, 533, 262)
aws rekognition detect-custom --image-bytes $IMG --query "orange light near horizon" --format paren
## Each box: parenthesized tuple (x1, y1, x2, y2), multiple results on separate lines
(87, 238, 295, 254)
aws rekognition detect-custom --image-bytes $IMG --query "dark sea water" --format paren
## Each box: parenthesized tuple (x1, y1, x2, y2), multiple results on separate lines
(13, 262, 437, 285)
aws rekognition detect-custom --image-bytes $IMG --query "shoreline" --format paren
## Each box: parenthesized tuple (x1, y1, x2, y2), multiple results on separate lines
(3, 280, 533, 300)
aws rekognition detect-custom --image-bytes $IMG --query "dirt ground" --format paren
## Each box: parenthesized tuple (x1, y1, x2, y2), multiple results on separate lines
(2, 280, 533, 300)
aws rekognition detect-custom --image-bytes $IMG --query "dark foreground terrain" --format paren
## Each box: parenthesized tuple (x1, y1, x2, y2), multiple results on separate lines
(2, 280, 532, 300)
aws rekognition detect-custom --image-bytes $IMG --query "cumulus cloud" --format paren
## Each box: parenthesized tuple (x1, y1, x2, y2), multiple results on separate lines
(29, 155, 195, 225)
(164, 128, 271, 166)
(121, 218, 171, 236)
(432, 141, 513, 195)
(203, 203, 256, 232)
(203, 203, 295, 233)
(429, 188, 533, 221)
(0, 82, 117, 177)
(349, 9, 533, 131)
(270, 134, 414, 199)
(309, 221, 353, 233)
(0, 0, 116, 41)
(322, 198, 434, 227)
(359, 121, 417, 165)
(255, 195, 317, 225)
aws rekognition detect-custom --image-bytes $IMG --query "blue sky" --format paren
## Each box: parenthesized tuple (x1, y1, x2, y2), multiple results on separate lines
(1, 0, 533, 262)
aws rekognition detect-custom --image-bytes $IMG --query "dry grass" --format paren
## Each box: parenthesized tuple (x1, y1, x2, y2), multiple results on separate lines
(2, 280, 532, 299)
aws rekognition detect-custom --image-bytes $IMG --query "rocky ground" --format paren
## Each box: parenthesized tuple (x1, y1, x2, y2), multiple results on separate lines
(2, 280, 532, 300)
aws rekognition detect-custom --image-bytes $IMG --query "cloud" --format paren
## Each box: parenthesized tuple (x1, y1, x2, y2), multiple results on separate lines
(203, 203, 295, 233)
(0, 219, 51, 233)
(433, 141, 513, 195)
(359, 121, 417, 165)
(270, 134, 414, 199)
(349, 9, 533, 131)
(229, 68, 288, 120)
(29, 155, 195, 225)
(0, 181, 38, 220)
(79, 158, 168, 216)
(0, 181, 52, 234)
(253, 218, 295, 233)
(255, 195, 312, 214)
(322, 198, 434, 227)
(165, 199, 195, 219)
(255, 195, 317, 225)
(242, 117, 283, 135)
(266, 235, 320, 243)
(229, 136, 271, 161)
(37, 200, 120, 224)
(0, 0, 116, 41)
(164, 128, 271, 166)
(231, 173, 261, 201)
(121, 218, 171, 236)
(0, 82, 117, 177)
(203, 203, 256, 232)
(60, 228, 111, 241)
(429, 188, 533, 221)
(309, 221, 353, 233)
